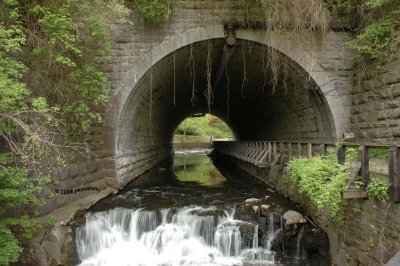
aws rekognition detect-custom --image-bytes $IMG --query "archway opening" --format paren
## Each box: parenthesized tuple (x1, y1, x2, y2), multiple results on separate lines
(174, 114, 233, 144)
(116, 38, 336, 184)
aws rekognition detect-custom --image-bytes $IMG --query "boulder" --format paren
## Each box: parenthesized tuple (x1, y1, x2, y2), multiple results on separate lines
(283, 210, 307, 226)
(244, 198, 260, 205)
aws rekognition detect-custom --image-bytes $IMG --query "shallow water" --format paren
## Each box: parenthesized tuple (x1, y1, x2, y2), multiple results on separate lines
(75, 151, 327, 266)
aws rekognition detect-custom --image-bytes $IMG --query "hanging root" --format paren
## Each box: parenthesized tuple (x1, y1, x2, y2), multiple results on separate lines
(267, 47, 280, 95)
(241, 45, 248, 98)
(173, 50, 176, 106)
(261, 45, 268, 94)
(225, 50, 230, 120)
(149, 67, 153, 136)
(206, 39, 213, 112)
(251, 0, 331, 95)
(187, 44, 197, 105)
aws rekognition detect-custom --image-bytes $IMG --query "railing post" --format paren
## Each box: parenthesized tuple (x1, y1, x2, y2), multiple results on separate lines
(288, 143, 292, 161)
(297, 143, 302, 157)
(320, 144, 327, 157)
(273, 142, 277, 162)
(358, 145, 369, 189)
(268, 142, 272, 162)
(338, 145, 346, 164)
(389, 146, 400, 203)
(280, 142, 285, 166)
(307, 143, 312, 159)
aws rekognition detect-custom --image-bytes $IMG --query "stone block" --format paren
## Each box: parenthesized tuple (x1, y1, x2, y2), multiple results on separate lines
(392, 84, 400, 97)
(352, 106, 362, 114)
(357, 114, 366, 123)
(392, 127, 400, 138)
(105, 169, 118, 178)
(377, 112, 388, 121)
(84, 160, 99, 174)
(385, 100, 400, 109)
(393, 109, 400, 119)
(362, 80, 376, 91)
(81, 171, 105, 184)
(374, 102, 385, 110)
(377, 88, 393, 99)
(358, 94, 369, 104)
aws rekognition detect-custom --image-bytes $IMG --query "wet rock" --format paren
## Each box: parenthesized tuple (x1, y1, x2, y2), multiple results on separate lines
(234, 204, 259, 223)
(260, 205, 271, 217)
(43, 239, 61, 265)
(302, 226, 329, 253)
(283, 210, 306, 226)
(261, 204, 270, 210)
(244, 198, 260, 205)
(60, 226, 78, 266)
(196, 209, 226, 218)
(239, 222, 256, 248)
(20, 239, 47, 266)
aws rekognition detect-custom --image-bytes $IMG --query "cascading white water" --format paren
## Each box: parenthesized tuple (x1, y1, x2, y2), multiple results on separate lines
(265, 213, 282, 251)
(76, 206, 280, 266)
(252, 224, 259, 249)
(293, 225, 306, 264)
(240, 212, 278, 263)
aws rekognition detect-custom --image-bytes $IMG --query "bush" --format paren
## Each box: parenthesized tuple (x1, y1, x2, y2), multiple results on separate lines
(287, 154, 350, 219)
(133, 0, 170, 24)
(347, 20, 398, 61)
(366, 179, 389, 201)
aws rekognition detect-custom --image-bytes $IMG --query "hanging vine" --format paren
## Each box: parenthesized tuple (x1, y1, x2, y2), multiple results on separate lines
(149, 66, 153, 136)
(205, 39, 213, 112)
(241, 45, 248, 98)
(188, 44, 197, 105)
(225, 51, 231, 120)
(173, 50, 176, 106)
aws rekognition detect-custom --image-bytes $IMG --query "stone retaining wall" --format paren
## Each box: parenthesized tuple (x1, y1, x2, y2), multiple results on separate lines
(351, 52, 400, 143)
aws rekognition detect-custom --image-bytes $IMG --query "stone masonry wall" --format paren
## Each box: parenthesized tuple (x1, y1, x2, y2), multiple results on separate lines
(351, 51, 400, 143)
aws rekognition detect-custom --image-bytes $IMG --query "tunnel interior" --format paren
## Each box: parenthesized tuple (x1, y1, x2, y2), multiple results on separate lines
(116, 39, 336, 181)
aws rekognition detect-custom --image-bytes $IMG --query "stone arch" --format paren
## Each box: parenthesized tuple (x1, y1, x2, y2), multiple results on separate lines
(108, 25, 352, 185)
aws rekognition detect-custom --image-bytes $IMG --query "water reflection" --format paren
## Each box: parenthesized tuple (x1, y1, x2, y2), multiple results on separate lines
(174, 150, 226, 186)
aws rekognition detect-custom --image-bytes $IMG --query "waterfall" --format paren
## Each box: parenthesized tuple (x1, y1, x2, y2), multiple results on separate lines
(265, 213, 282, 251)
(76, 206, 281, 266)
(252, 224, 259, 249)
(293, 225, 306, 264)
(214, 219, 241, 256)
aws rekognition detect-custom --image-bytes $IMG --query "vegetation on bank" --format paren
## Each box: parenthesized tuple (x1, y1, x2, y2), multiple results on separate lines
(286, 147, 390, 223)
(286, 149, 352, 221)
(175, 115, 232, 140)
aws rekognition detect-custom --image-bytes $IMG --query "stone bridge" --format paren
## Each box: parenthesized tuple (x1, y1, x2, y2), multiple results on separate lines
(102, 4, 354, 188)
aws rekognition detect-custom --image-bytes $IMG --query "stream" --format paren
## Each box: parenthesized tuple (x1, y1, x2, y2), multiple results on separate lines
(74, 149, 329, 266)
